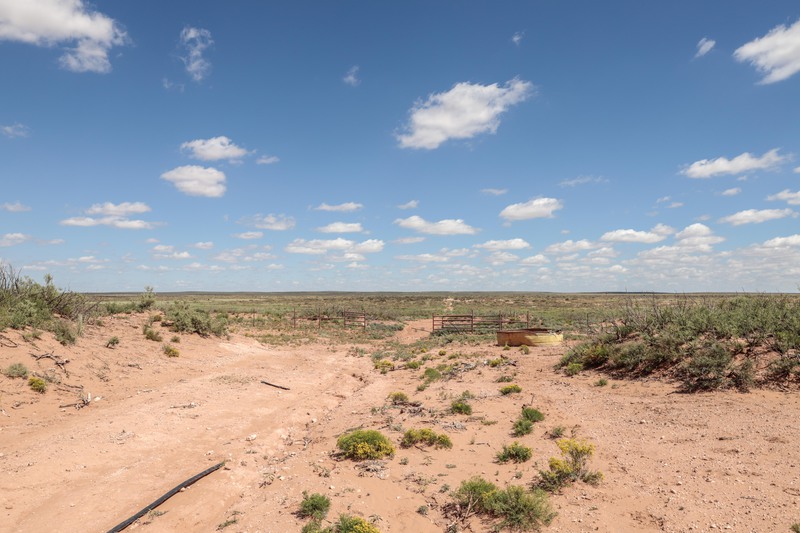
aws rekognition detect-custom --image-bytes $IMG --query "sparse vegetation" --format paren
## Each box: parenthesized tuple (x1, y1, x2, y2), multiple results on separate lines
(450, 399, 472, 415)
(28, 376, 47, 393)
(331, 514, 381, 533)
(496, 441, 533, 463)
(537, 438, 603, 492)
(400, 428, 453, 449)
(387, 391, 409, 405)
(512, 418, 533, 437)
(500, 384, 522, 395)
(337, 429, 395, 460)
(4, 362, 28, 378)
(521, 407, 545, 423)
(559, 295, 800, 390)
(105, 336, 120, 348)
(298, 492, 331, 520)
(163, 344, 180, 357)
(451, 477, 555, 531)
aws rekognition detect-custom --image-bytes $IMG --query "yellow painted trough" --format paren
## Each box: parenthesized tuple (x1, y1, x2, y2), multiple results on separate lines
(496, 328, 563, 347)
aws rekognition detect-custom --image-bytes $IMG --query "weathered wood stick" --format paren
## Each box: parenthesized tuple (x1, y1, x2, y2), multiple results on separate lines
(261, 380, 290, 390)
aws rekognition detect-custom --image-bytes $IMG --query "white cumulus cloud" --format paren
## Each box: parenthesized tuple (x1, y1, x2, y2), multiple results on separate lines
(544, 239, 595, 254)
(1, 201, 31, 212)
(343, 65, 360, 86)
(475, 238, 530, 251)
(179, 26, 213, 82)
(86, 201, 150, 217)
(601, 229, 667, 244)
(397, 78, 534, 149)
(1, 123, 30, 138)
(695, 37, 716, 58)
(482, 188, 508, 196)
(161, 165, 226, 197)
(315, 202, 363, 212)
(767, 189, 800, 205)
(233, 231, 263, 240)
(0, 232, 29, 246)
(499, 197, 563, 221)
(394, 215, 478, 235)
(682, 148, 788, 178)
(398, 200, 419, 210)
(256, 155, 279, 165)
(0, 0, 127, 73)
(719, 208, 796, 226)
(317, 222, 364, 233)
(734, 19, 800, 84)
(763, 234, 800, 248)
(722, 187, 742, 196)
(181, 136, 249, 162)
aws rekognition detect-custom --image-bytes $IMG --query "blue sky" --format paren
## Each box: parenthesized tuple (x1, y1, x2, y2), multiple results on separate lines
(1, 1, 799, 292)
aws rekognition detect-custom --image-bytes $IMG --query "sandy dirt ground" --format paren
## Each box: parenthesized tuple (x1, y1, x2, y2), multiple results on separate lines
(1, 314, 799, 533)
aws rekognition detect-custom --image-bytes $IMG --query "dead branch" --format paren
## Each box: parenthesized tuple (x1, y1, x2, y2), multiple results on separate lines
(261, 380, 290, 390)
(31, 352, 70, 377)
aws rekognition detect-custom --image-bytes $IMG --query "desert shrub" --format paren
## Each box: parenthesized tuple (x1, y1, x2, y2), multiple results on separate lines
(548, 426, 566, 439)
(729, 359, 755, 392)
(170, 335, 181, 343)
(452, 478, 555, 531)
(483, 485, 556, 531)
(331, 514, 380, 533)
(52, 320, 77, 346)
(594, 378, 608, 387)
(520, 345, 530, 355)
(106, 336, 120, 348)
(521, 407, 545, 423)
(400, 428, 452, 449)
(166, 303, 228, 337)
(488, 358, 504, 367)
(538, 438, 603, 492)
(512, 419, 533, 437)
(679, 341, 732, 391)
(405, 360, 421, 369)
(143, 326, 162, 342)
(337, 430, 395, 460)
(4, 362, 28, 378)
(453, 477, 497, 513)
(451, 399, 472, 415)
(137, 286, 156, 312)
(28, 376, 47, 393)
(374, 359, 394, 373)
(387, 391, 409, 405)
(298, 492, 331, 520)
(500, 384, 522, 395)
(497, 374, 514, 382)
(0, 267, 88, 332)
(767, 356, 799, 382)
(564, 362, 583, 376)
(422, 367, 442, 382)
(496, 442, 533, 463)
(163, 344, 180, 357)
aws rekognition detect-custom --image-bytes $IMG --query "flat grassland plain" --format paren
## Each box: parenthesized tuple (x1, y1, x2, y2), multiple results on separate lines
(1, 292, 799, 533)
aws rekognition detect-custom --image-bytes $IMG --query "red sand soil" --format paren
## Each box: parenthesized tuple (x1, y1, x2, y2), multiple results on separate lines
(1, 315, 799, 532)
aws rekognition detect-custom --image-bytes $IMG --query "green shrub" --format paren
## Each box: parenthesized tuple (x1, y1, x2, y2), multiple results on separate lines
(170, 335, 181, 343)
(143, 326, 162, 342)
(332, 514, 380, 533)
(483, 485, 555, 531)
(137, 286, 156, 311)
(496, 442, 533, 463)
(521, 407, 544, 423)
(451, 399, 472, 415)
(512, 419, 533, 437)
(520, 345, 530, 355)
(163, 344, 180, 357)
(538, 438, 603, 492)
(422, 367, 442, 382)
(28, 376, 47, 393)
(337, 430, 395, 460)
(500, 384, 522, 395)
(497, 375, 514, 383)
(53, 320, 77, 346)
(453, 477, 497, 513)
(488, 358, 504, 367)
(298, 492, 331, 520)
(548, 426, 566, 439)
(374, 359, 394, 373)
(400, 428, 452, 449)
(564, 362, 583, 376)
(387, 391, 409, 405)
(594, 378, 608, 387)
(106, 336, 120, 348)
(405, 360, 421, 370)
(4, 362, 28, 378)
(166, 303, 228, 337)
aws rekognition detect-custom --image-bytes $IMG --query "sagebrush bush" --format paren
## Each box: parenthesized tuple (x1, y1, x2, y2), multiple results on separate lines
(400, 428, 452, 449)
(337, 430, 395, 460)
(4, 362, 28, 378)
(483, 485, 556, 531)
(538, 438, 603, 492)
(166, 302, 228, 337)
(512, 418, 533, 437)
(28, 376, 47, 393)
(298, 492, 331, 520)
(453, 477, 497, 513)
(105, 336, 120, 348)
(521, 407, 545, 423)
(143, 326, 162, 342)
(496, 441, 533, 463)
(331, 514, 380, 533)
(163, 344, 180, 357)
(451, 399, 472, 415)
(500, 384, 522, 395)
(387, 391, 409, 405)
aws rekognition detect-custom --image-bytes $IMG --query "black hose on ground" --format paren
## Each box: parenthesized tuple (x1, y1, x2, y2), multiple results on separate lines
(105, 461, 225, 533)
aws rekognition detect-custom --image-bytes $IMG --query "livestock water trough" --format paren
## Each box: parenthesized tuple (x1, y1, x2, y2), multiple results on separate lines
(496, 328, 563, 346)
